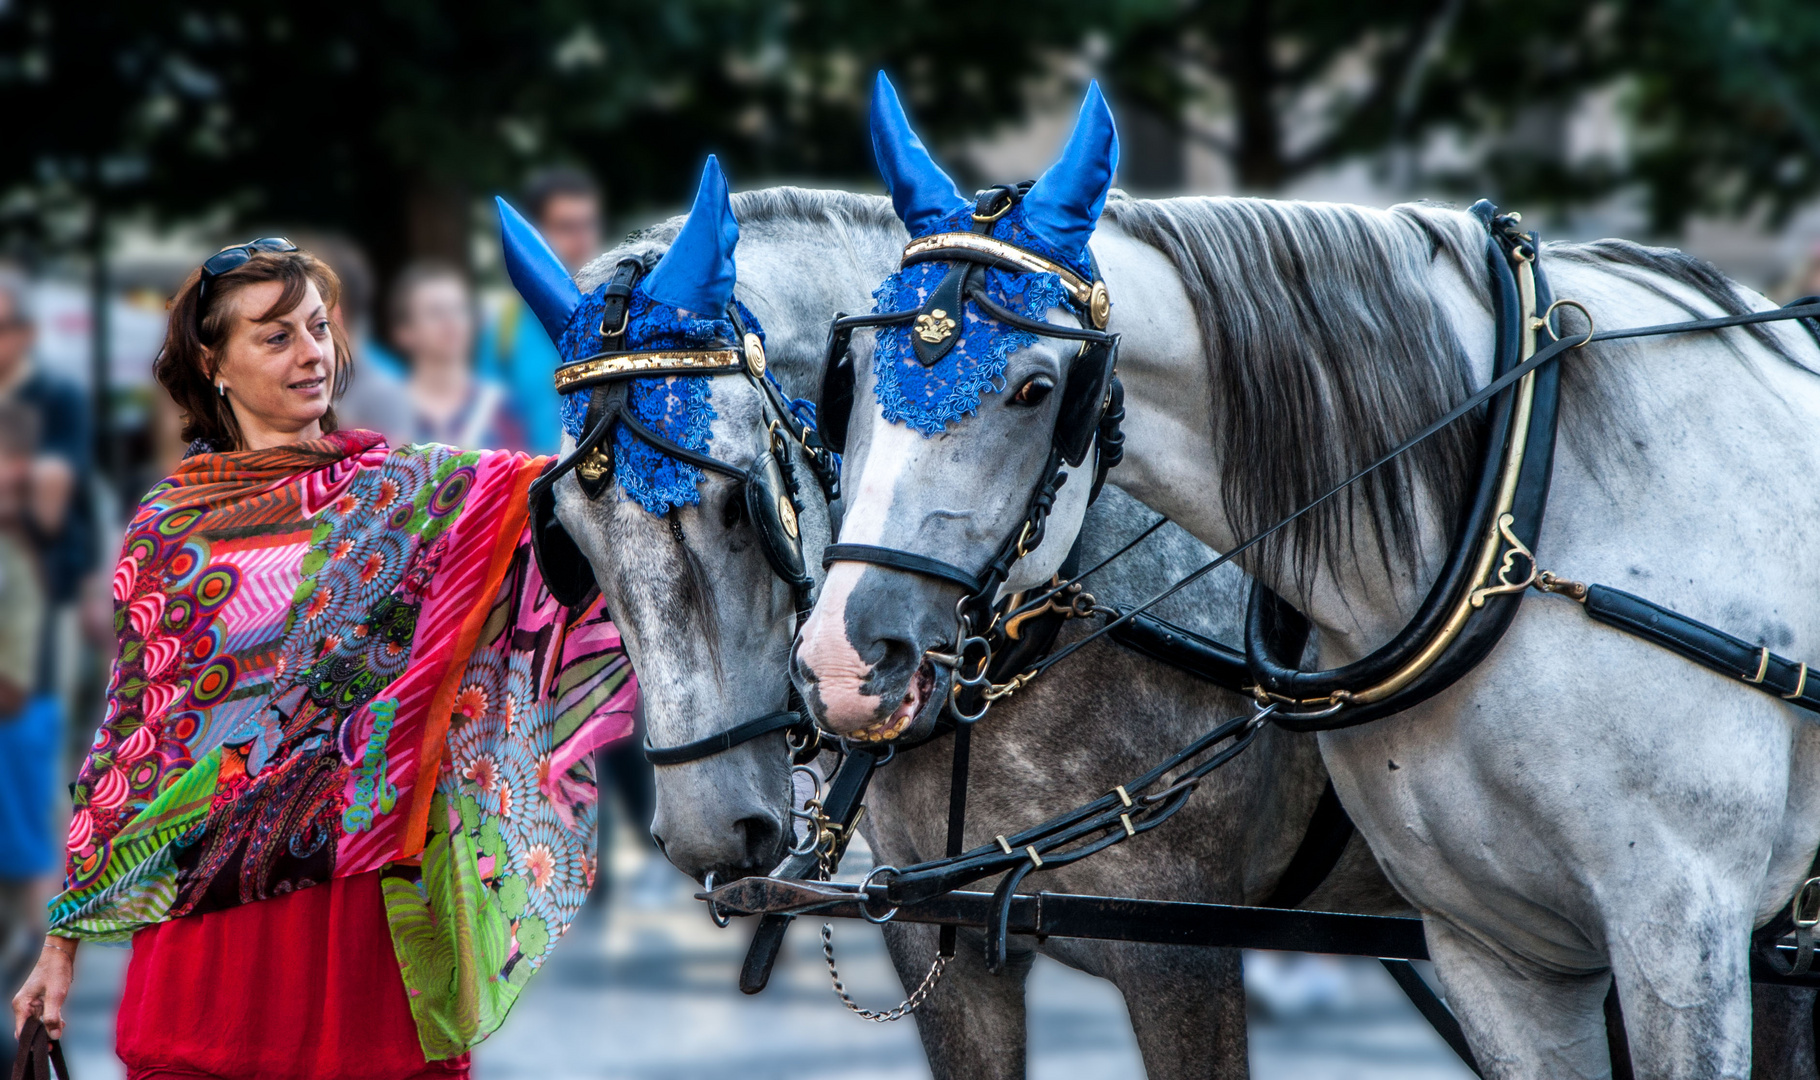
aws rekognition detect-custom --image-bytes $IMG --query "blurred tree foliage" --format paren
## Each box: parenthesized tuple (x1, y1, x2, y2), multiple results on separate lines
(3, 0, 1819, 283)
(1104, 0, 1820, 230)
(0, 0, 1132, 280)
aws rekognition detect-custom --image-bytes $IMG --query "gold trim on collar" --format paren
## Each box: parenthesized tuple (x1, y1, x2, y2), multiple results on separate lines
(901, 233, 1102, 320)
(553, 349, 743, 392)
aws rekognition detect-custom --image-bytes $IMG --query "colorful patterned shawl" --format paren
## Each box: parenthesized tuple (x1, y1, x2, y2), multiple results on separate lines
(51, 430, 636, 1055)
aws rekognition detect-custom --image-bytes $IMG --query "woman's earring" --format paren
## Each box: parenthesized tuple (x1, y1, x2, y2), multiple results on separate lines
(216, 381, 226, 397)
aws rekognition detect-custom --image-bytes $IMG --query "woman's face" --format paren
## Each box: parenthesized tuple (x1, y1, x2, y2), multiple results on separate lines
(211, 279, 335, 446)
(395, 276, 474, 372)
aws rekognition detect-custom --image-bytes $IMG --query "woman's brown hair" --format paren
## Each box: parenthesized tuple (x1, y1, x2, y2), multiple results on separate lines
(155, 249, 355, 452)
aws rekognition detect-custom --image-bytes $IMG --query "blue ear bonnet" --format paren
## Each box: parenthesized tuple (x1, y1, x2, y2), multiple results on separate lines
(868, 72, 1117, 436)
(870, 205, 1084, 436)
(553, 283, 764, 516)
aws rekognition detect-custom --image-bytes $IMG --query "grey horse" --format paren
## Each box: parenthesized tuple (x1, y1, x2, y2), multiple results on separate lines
(797, 77, 1820, 1079)
(517, 180, 1408, 1079)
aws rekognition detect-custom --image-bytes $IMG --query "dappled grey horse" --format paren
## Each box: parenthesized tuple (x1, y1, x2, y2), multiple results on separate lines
(498, 168, 1409, 1078)
(797, 74, 1820, 1079)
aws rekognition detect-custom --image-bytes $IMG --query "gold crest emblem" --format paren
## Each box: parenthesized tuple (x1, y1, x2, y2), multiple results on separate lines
(778, 494, 800, 539)
(914, 309, 957, 344)
(575, 444, 612, 483)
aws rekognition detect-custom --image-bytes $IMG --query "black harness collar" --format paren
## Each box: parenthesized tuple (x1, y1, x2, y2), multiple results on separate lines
(1245, 203, 1562, 728)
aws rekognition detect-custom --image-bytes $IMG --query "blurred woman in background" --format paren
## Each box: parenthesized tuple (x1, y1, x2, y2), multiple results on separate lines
(392, 263, 523, 451)
(11, 240, 633, 1080)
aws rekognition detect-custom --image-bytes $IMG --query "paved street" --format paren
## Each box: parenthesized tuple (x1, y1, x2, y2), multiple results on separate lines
(54, 837, 1472, 1079)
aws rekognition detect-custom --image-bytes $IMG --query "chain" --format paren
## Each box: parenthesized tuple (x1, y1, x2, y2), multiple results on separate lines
(822, 922, 948, 1022)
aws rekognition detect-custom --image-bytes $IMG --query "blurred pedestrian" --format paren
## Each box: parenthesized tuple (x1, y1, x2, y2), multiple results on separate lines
(394, 263, 523, 450)
(11, 239, 634, 1079)
(304, 234, 414, 447)
(0, 269, 94, 694)
(480, 168, 602, 453)
(0, 401, 54, 1065)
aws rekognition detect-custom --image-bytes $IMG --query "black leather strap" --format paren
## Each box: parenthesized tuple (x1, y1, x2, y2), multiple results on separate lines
(822, 543, 983, 593)
(644, 710, 806, 766)
(1261, 780, 1356, 909)
(1105, 610, 1255, 693)
(1582, 586, 1820, 712)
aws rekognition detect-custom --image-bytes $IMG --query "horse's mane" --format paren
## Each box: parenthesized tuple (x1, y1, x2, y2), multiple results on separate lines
(1103, 195, 1487, 586)
(1103, 194, 1819, 589)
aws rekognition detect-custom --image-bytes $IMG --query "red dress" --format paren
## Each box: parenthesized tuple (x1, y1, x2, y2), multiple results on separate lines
(115, 869, 470, 1080)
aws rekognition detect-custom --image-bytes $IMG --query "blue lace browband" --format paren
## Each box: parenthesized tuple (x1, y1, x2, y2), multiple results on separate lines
(872, 205, 1087, 435)
(555, 282, 822, 516)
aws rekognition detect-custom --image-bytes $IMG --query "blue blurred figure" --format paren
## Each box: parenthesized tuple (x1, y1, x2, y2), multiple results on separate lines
(480, 169, 602, 454)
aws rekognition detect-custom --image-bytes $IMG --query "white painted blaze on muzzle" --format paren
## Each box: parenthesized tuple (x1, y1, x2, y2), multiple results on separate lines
(795, 563, 883, 733)
(795, 410, 928, 735)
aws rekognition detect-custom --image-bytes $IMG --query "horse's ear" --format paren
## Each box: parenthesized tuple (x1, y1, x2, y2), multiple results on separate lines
(1021, 82, 1120, 259)
(870, 71, 969, 235)
(497, 196, 583, 342)
(643, 154, 740, 314)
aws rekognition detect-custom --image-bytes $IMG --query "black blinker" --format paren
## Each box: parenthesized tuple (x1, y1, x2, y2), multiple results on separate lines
(818, 326, 856, 455)
(1053, 335, 1119, 468)
(528, 473, 602, 611)
(745, 445, 809, 587)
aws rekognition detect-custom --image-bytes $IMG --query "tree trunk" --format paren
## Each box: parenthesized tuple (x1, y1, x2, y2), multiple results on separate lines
(1224, 0, 1287, 190)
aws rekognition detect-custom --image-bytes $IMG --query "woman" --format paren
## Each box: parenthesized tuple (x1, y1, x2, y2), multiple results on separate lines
(390, 263, 523, 451)
(11, 240, 635, 1078)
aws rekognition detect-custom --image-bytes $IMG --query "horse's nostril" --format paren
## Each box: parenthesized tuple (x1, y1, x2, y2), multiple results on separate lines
(734, 814, 784, 871)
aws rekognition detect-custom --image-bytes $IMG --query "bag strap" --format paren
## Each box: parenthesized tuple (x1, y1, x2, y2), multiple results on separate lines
(11, 1017, 70, 1080)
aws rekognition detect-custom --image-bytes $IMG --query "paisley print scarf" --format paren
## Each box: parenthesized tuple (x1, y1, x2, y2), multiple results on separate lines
(51, 430, 636, 1055)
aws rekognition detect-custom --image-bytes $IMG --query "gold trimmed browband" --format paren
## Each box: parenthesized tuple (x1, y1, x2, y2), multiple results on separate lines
(551, 335, 766, 394)
(902, 233, 1111, 329)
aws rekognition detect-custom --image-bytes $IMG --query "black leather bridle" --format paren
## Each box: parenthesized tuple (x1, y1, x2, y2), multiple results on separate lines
(815, 183, 1125, 725)
(527, 257, 840, 767)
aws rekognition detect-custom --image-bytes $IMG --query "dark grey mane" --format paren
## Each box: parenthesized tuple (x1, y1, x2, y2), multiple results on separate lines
(1544, 238, 1816, 371)
(1103, 196, 1487, 586)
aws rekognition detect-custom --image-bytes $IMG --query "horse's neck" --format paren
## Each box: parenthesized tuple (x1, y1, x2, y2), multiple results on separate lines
(1090, 218, 1473, 654)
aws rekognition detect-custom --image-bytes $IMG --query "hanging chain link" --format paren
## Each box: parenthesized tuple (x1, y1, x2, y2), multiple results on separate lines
(821, 922, 948, 1022)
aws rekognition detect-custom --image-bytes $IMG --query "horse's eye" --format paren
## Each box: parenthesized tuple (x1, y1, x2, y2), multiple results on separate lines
(1011, 375, 1055, 407)
(721, 491, 746, 529)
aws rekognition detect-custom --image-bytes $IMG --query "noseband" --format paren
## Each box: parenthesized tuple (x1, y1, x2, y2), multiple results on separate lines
(816, 184, 1125, 724)
(528, 257, 839, 766)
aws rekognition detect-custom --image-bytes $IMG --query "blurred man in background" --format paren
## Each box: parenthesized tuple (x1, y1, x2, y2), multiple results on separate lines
(0, 269, 92, 676)
(0, 399, 56, 1063)
(481, 168, 601, 454)
(393, 262, 522, 451)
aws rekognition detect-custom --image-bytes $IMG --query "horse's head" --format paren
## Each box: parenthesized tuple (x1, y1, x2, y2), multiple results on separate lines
(501, 158, 839, 883)
(794, 74, 1120, 742)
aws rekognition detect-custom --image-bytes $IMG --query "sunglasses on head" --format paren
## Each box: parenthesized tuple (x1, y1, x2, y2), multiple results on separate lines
(196, 237, 299, 329)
